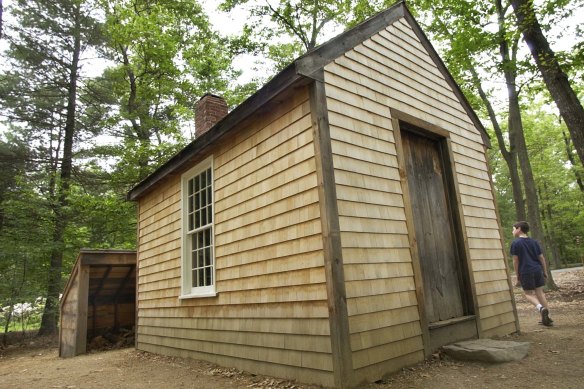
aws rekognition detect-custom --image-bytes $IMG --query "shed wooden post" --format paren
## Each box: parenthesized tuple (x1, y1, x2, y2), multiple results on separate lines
(309, 74, 354, 388)
(75, 265, 90, 355)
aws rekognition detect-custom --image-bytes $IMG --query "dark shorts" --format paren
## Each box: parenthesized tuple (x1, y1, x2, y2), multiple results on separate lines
(519, 271, 545, 290)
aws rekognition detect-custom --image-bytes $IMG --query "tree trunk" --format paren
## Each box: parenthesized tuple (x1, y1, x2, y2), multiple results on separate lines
(497, 0, 558, 289)
(562, 130, 584, 192)
(470, 66, 526, 221)
(37, 4, 81, 336)
(511, 0, 584, 168)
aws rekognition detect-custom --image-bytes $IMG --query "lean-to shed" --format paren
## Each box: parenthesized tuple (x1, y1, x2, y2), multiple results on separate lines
(127, 2, 519, 387)
(59, 249, 136, 357)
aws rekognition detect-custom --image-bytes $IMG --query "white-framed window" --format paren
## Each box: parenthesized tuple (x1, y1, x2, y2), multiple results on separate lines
(180, 156, 216, 298)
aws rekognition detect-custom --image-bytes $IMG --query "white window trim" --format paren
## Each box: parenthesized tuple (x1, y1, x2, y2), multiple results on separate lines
(180, 156, 216, 299)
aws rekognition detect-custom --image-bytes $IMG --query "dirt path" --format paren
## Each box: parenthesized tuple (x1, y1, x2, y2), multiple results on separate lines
(1, 268, 583, 389)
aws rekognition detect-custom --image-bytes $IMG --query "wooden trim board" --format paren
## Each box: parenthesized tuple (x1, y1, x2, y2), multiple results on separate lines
(310, 74, 354, 388)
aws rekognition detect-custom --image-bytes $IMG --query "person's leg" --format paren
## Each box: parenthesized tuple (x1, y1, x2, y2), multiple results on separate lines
(523, 290, 541, 307)
(520, 272, 552, 325)
(535, 286, 553, 325)
(534, 286, 549, 308)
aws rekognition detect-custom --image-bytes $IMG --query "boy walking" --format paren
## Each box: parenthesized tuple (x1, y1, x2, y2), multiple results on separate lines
(511, 221, 553, 326)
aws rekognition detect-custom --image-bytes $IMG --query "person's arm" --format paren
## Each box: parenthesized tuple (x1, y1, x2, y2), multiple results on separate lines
(513, 255, 521, 286)
(539, 254, 548, 279)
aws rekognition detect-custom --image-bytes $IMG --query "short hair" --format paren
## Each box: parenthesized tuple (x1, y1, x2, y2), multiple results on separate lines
(514, 221, 530, 233)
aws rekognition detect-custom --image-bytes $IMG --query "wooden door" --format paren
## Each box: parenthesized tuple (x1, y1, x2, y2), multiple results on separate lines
(401, 130, 465, 323)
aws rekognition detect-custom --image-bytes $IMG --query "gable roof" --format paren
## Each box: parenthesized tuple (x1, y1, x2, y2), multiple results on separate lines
(128, 0, 489, 201)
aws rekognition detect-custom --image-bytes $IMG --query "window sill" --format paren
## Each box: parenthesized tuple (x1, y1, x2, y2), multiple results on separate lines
(179, 291, 217, 300)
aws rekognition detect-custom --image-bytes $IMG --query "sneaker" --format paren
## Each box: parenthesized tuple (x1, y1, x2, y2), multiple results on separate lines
(541, 307, 553, 326)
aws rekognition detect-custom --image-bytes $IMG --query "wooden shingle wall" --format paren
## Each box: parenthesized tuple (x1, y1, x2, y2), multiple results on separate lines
(136, 88, 335, 387)
(323, 18, 516, 380)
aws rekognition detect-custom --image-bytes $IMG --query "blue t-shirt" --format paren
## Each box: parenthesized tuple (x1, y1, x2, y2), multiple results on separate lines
(510, 237, 543, 274)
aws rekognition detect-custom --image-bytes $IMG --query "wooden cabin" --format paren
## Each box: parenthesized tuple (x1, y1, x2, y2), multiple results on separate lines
(59, 249, 136, 357)
(127, 2, 519, 387)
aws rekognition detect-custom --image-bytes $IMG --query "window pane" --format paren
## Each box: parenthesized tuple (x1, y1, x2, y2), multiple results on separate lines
(191, 235, 197, 254)
(207, 206, 212, 224)
(197, 250, 204, 268)
(188, 213, 193, 231)
(197, 230, 204, 248)
(205, 267, 212, 286)
(192, 269, 197, 287)
(198, 268, 205, 286)
(201, 171, 206, 187)
(205, 247, 211, 266)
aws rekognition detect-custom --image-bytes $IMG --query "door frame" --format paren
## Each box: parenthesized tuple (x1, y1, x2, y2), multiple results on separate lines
(390, 108, 481, 356)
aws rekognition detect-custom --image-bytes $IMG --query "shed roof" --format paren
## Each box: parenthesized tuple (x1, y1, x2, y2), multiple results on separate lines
(128, 0, 489, 201)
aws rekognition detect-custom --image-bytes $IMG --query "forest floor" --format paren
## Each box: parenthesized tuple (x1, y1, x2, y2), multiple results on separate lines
(1, 267, 583, 389)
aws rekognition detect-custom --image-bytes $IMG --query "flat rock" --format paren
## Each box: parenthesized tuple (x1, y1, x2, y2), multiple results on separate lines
(442, 339, 530, 363)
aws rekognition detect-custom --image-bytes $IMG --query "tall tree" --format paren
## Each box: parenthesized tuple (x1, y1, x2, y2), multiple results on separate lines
(96, 0, 245, 187)
(0, 0, 103, 335)
(510, 0, 584, 167)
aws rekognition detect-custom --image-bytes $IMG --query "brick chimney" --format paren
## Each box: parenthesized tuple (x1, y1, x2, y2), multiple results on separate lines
(195, 93, 228, 138)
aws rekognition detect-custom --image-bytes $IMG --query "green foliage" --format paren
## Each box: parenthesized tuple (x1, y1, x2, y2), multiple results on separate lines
(95, 0, 250, 185)
(221, 0, 352, 51)
(522, 101, 584, 263)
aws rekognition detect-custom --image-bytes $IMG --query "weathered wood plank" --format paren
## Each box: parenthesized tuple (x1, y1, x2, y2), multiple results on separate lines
(338, 217, 408, 235)
(352, 336, 424, 370)
(340, 232, 411, 249)
(342, 247, 411, 264)
(215, 219, 322, 257)
(345, 277, 416, 299)
(136, 342, 335, 388)
(344, 262, 414, 282)
(215, 126, 314, 194)
(215, 188, 319, 236)
(217, 250, 324, 280)
(215, 155, 317, 206)
(335, 172, 404, 196)
(215, 174, 318, 219)
(336, 184, 403, 207)
(137, 301, 331, 319)
(350, 321, 422, 351)
(139, 325, 332, 353)
(214, 100, 310, 175)
(337, 200, 406, 221)
(477, 290, 512, 307)
(215, 203, 321, 246)
(138, 316, 331, 335)
(347, 290, 417, 316)
(348, 305, 420, 333)
(328, 111, 395, 143)
(331, 138, 399, 169)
